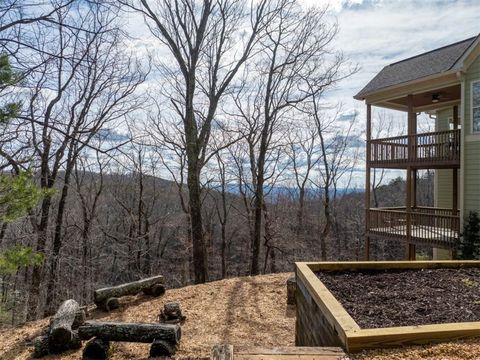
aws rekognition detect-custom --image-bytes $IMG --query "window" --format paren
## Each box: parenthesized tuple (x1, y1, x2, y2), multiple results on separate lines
(473, 80, 480, 133)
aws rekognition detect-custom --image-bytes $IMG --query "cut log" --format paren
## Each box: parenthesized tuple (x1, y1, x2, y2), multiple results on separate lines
(143, 284, 166, 297)
(150, 339, 176, 357)
(287, 277, 296, 305)
(96, 297, 120, 312)
(94, 275, 164, 306)
(49, 299, 80, 346)
(83, 337, 111, 360)
(49, 330, 82, 354)
(33, 335, 49, 358)
(78, 321, 181, 344)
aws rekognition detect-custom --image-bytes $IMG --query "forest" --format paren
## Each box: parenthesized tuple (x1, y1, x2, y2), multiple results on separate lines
(0, 0, 432, 325)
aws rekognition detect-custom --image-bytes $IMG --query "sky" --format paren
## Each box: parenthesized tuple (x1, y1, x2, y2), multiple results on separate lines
(123, 0, 480, 189)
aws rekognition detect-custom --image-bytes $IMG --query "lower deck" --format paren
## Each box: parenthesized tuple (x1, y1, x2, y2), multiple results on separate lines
(367, 207, 459, 249)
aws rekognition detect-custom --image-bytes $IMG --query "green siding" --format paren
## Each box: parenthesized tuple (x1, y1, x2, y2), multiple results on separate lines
(435, 109, 454, 209)
(463, 54, 480, 215)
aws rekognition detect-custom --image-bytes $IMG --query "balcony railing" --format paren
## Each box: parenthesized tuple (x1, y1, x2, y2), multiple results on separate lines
(368, 129, 460, 168)
(367, 207, 460, 247)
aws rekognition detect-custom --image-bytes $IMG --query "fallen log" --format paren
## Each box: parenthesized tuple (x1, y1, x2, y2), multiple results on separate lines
(150, 339, 176, 357)
(78, 321, 181, 344)
(94, 275, 164, 308)
(49, 299, 80, 346)
(83, 337, 111, 360)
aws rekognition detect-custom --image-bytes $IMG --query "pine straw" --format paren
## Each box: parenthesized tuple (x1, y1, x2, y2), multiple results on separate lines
(1, 272, 480, 360)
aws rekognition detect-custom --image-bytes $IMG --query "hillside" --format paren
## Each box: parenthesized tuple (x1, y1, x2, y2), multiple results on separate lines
(2, 273, 479, 360)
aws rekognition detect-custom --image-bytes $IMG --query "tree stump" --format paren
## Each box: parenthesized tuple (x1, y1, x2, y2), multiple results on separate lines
(159, 302, 186, 324)
(150, 339, 176, 357)
(83, 337, 111, 360)
(287, 277, 296, 305)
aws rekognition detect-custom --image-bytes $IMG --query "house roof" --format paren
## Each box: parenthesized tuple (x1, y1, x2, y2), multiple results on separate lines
(354, 36, 478, 100)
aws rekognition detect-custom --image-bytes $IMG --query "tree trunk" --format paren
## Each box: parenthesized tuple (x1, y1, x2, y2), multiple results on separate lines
(187, 161, 208, 283)
(78, 321, 181, 344)
(27, 194, 52, 320)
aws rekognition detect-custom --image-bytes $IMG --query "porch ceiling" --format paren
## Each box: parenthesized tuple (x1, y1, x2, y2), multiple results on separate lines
(375, 83, 461, 112)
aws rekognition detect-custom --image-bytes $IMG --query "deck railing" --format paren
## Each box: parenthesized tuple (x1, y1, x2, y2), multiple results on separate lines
(368, 129, 460, 167)
(367, 207, 460, 247)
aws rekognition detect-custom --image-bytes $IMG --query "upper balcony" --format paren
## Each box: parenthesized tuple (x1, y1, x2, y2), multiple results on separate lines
(368, 129, 460, 169)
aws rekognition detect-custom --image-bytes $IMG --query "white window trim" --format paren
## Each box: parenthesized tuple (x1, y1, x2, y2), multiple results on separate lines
(471, 79, 480, 134)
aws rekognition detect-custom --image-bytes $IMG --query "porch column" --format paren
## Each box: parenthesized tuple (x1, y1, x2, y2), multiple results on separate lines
(452, 105, 459, 215)
(365, 103, 372, 260)
(406, 94, 416, 260)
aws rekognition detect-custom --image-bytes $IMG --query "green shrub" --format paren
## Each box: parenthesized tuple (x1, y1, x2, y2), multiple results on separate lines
(456, 211, 480, 260)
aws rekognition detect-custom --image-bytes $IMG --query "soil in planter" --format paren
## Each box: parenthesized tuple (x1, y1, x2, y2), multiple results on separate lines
(316, 268, 480, 328)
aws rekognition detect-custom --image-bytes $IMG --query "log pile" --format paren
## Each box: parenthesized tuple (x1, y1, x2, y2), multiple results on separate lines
(94, 275, 165, 311)
(33, 299, 86, 358)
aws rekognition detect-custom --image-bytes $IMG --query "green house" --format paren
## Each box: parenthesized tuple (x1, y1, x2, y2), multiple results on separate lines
(354, 34, 480, 260)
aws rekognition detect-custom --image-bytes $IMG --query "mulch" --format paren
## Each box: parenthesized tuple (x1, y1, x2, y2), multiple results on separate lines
(317, 268, 480, 329)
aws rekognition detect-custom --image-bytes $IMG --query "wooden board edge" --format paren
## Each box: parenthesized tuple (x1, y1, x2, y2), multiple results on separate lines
(295, 263, 360, 340)
(345, 322, 480, 352)
(234, 346, 346, 355)
(296, 260, 480, 272)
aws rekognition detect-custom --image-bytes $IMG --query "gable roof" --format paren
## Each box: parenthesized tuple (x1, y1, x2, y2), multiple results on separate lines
(354, 36, 478, 100)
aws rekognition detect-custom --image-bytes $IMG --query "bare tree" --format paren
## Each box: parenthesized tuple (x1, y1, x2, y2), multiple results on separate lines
(5, 4, 147, 318)
(232, 0, 347, 274)
(121, 0, 282, 283)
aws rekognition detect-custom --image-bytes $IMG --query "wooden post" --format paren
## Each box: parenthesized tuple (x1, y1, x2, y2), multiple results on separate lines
(452, 105, 459, 216)
(365, 104, 372, 261)
(406, 95, 414, 260)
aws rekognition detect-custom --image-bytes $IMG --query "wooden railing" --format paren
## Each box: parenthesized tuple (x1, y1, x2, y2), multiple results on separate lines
(368, 129, 460, 167)
(367, 207, 460, 247)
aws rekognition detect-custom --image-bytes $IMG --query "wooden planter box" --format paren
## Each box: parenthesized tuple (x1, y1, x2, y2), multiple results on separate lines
(295, 261, 480, 352)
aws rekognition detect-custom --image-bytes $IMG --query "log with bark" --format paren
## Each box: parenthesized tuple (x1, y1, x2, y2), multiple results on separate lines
(94, 275, 164, 311)
(149, 339, 176, 357)
(82, 337, 111, 360)
(159, 302, 186, 324)
(78, 321, 181, 344)
(49, 299, 80, 346)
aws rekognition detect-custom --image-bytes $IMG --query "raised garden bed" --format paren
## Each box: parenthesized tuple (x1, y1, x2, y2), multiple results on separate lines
(295, 261, 480, 352)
